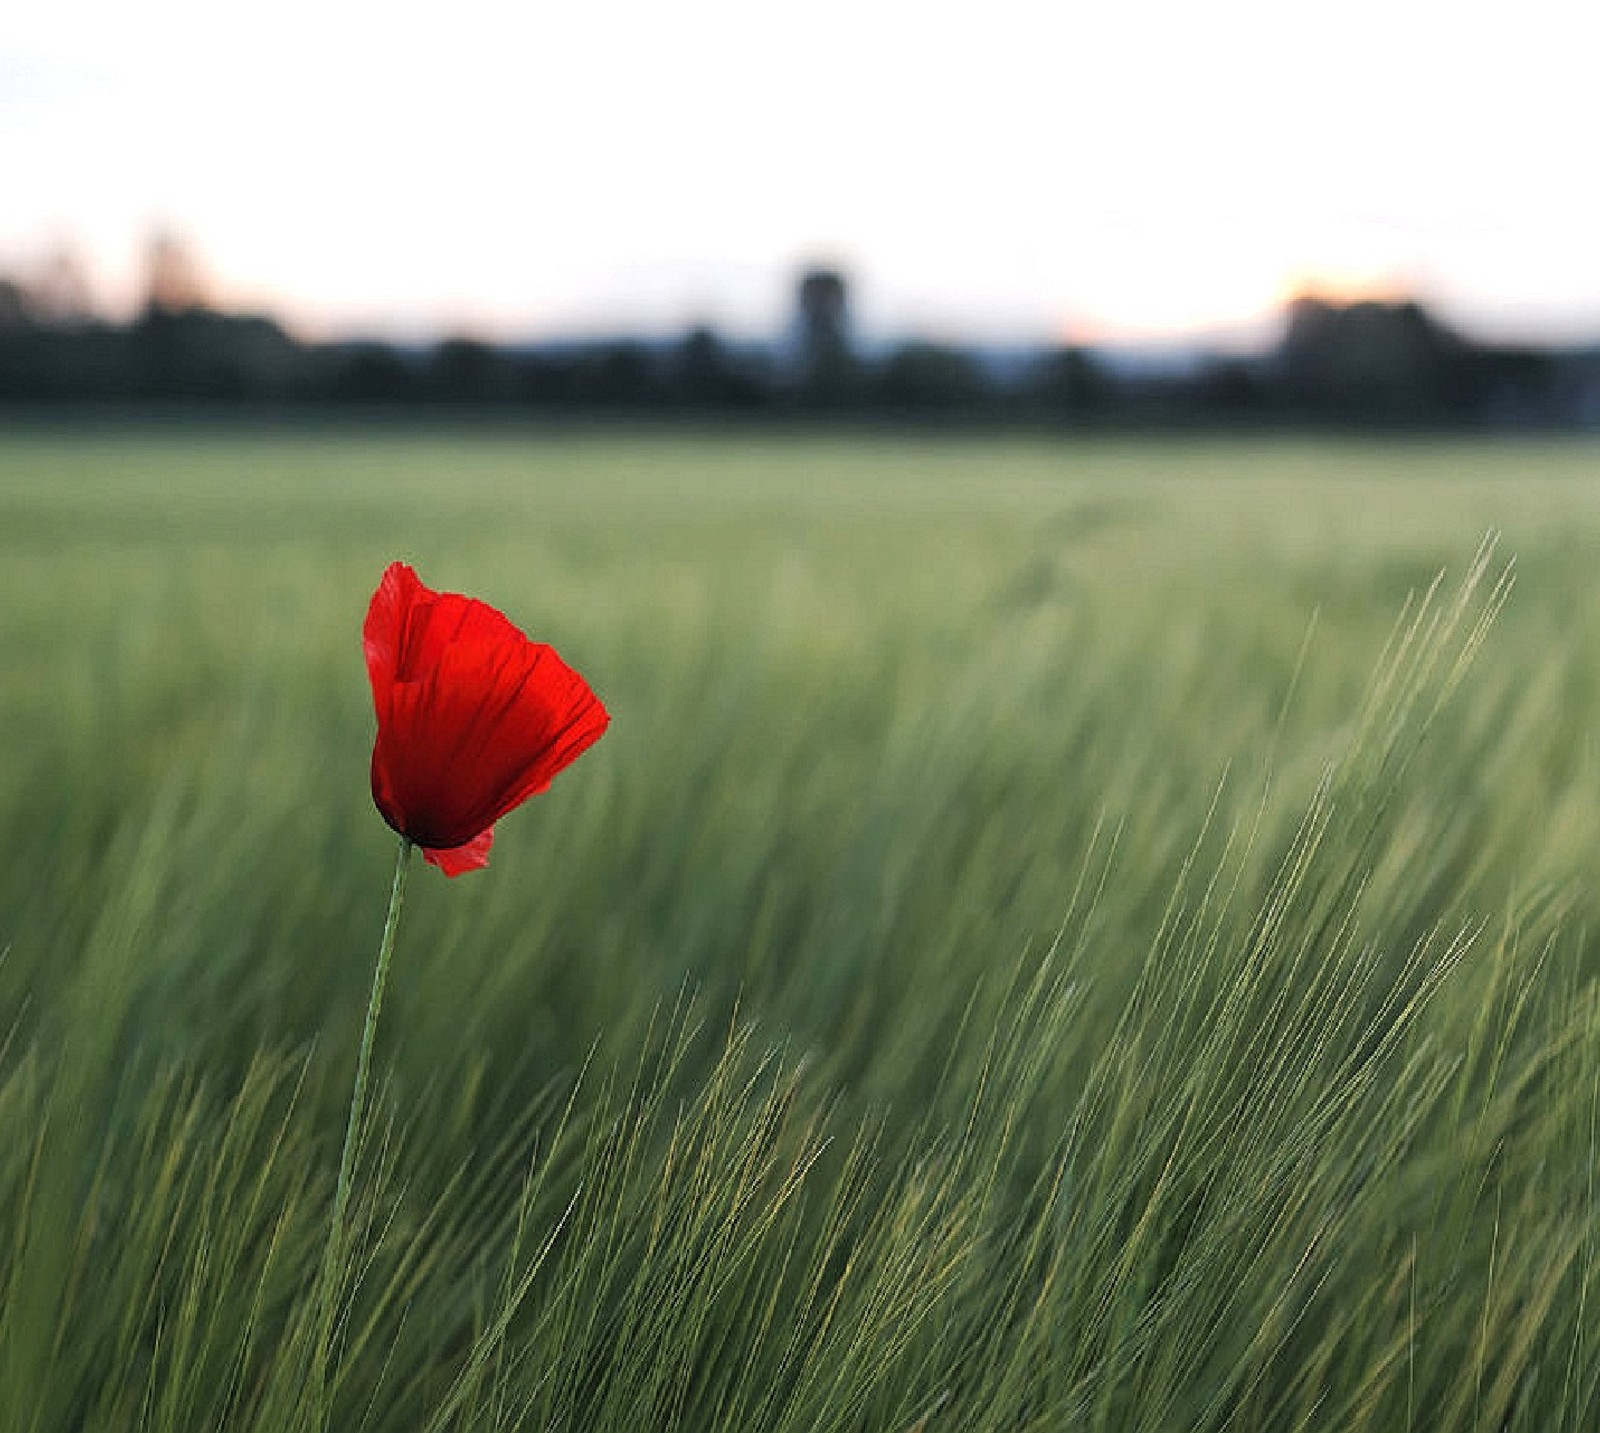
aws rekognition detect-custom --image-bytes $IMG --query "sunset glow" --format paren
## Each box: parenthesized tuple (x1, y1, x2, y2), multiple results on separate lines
(4, 0, 1598, 347)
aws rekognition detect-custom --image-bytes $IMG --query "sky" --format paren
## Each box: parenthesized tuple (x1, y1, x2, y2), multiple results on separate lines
(3, 0, 1598, 349)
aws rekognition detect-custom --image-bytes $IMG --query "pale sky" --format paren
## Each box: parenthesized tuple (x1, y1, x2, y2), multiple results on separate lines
(3, 0, 1598, 348)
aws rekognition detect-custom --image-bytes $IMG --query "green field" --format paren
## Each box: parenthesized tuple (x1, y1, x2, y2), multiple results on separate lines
(2, 428, 1600, 1430)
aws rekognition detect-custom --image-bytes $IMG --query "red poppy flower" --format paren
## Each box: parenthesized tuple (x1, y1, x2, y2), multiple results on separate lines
(364, 561, 609, 876)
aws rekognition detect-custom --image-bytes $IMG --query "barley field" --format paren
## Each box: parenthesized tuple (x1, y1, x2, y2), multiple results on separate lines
(1, 426, 1599, 1430)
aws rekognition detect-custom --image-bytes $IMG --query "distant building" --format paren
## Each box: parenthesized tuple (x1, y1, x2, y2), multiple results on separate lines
(796, 268, 849, 358)
(791, 266, 858, 405)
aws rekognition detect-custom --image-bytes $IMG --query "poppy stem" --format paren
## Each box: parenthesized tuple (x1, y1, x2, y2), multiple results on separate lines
(311, 833, 413, 1418)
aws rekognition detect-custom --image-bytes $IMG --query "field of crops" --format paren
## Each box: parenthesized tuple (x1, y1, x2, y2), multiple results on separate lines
(2, 426, 1599, 1430)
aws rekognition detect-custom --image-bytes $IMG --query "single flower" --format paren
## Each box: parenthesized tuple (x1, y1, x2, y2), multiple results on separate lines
(363, 561, 609, 875)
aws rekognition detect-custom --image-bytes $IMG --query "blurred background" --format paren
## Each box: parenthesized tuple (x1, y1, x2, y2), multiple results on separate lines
(4, 0, 1599, 428)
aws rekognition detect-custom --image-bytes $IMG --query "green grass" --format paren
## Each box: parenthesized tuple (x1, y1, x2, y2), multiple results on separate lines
(2, 427, 1600, 1429)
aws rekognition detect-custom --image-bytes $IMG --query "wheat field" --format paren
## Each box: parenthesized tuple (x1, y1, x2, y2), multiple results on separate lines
(0, 426, 1597, 1430)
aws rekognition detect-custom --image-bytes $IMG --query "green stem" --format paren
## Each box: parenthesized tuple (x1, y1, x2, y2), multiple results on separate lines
(311, 834, 412, 1417)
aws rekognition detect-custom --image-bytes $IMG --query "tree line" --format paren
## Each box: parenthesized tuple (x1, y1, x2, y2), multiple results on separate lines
(1, 256, 1597, 430)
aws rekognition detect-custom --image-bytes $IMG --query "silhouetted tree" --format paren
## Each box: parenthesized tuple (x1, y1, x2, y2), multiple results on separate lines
(143, 230, 210, 317)
(0, 278, 29, 332)
(31, 245, 96, 327)
(428, 337, 515, 403)
(513, 350, 568, 406)
(317, 342, 419, 404)
(128, 307, 297, 400)
(568, 342, 662, 407)
(1277, 295, 1473, 423)
(1028, 346, 1111, 422)
(665, 327, 766, 409)
(1193, 357, 1268, 419)
(877, 342, 989, 412)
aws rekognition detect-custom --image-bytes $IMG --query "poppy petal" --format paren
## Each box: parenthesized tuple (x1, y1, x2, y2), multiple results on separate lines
(397, 588, 523, 685)
(422, 827, 494, 876)
(492, 664, 611, 814)
(363, 561, 424, 717)
(374, 634, 606, 847)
